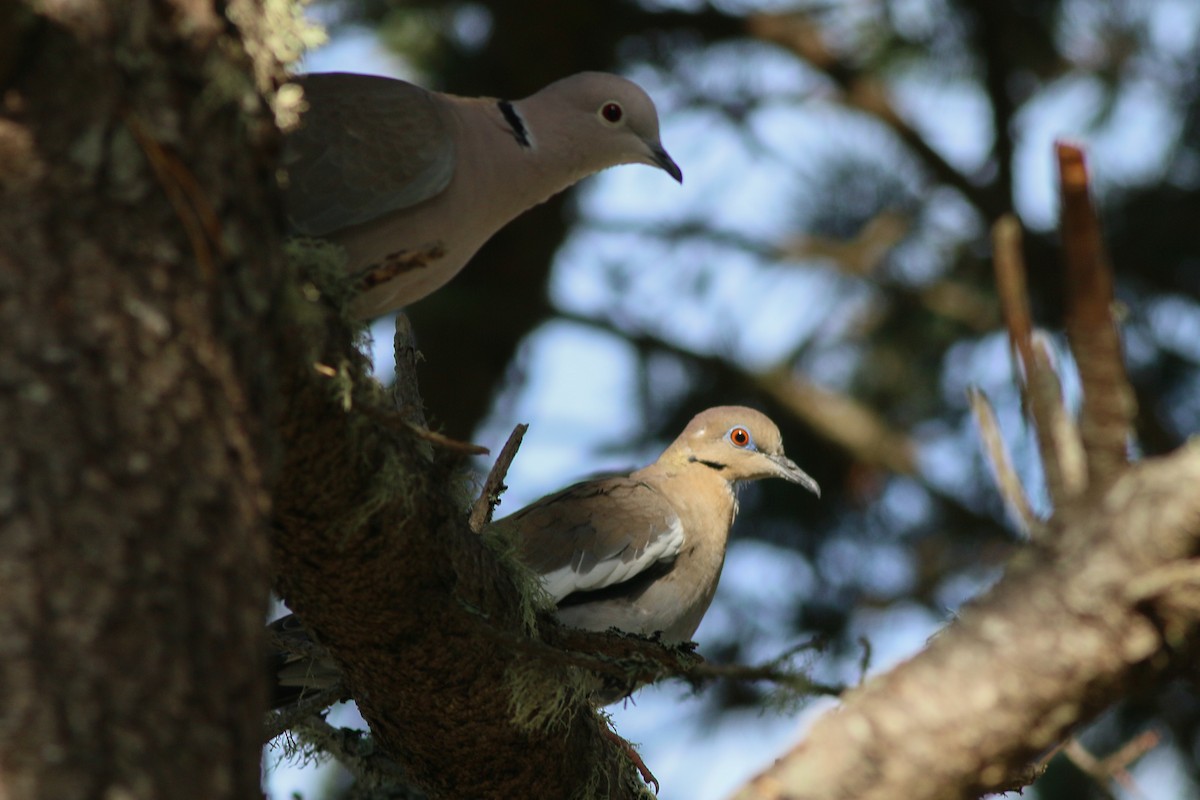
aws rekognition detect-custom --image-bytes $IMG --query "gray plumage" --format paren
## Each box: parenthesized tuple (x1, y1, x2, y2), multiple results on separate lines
(281, 71, 682, 319)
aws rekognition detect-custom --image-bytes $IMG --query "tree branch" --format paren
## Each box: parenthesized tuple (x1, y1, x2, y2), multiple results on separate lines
(992, 215, 1087, 507)
(264, 686, 349, 743)
(290, 715, 425, 799)
(731, 150, 1200, 800)
(269, 298, 642, 796)
(469, 423, 528, 533)
(745, 12, 1007, 221)
(967, 386, 1035, 534)
(1057, 142, 1136, 491)
(732, 444, 1200, 800)
(522, 621, 843, 699)
(756, 367, 917, 476)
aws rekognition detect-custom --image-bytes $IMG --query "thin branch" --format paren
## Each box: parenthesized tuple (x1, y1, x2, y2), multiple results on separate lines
(992, 215, 1085, 506)
(1064, 731, 1159, 800)
(992, 216, 1036, 374)
(1101, 729, 1160, 797)
(1031, 333, 1087, 497)
(586, 217, 998, 332)
(967, 387, 1036, 535)
(403, 422, 490, 455)
(1056, 141, 1135, 490)
(357, 405, 490, 455)
(392, 313, 427, 427)
(968, 2, 1017, 212)
(745, 12, 1007, 221)
(554, 309, 918, 476)
(481, 616, 843, 699)
(757, 368, 917, 476)
(1063, 739, 1121, 800)
(729, 444, 1200, 800)
(684, 637, 840, 694)
(264, 686, 349, 742)
(470, 423, 529, 533)
(290, 715, 425, 798)
(386, 313, 496, 457)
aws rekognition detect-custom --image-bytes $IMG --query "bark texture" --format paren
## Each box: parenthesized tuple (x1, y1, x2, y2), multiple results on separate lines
(270, 311, 643, 798)
(0, 2, 285, 798)
(732, 450, 1200, 800)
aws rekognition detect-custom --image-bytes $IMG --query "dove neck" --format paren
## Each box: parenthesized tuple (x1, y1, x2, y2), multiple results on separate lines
(445, 97, 595, 226)
(634, 455, 740, 534)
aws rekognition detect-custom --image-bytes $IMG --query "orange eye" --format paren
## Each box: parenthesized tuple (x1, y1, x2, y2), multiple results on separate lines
(729, 427, 751, 447)
(601, 102, 623, 123)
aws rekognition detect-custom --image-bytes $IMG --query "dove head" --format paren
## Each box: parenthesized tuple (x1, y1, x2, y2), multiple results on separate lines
(661, 406, 820, 495)
(521, 72, 682, 183)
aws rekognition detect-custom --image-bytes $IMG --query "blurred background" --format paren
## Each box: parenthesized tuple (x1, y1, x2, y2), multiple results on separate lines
(267, 1, 1200, 797)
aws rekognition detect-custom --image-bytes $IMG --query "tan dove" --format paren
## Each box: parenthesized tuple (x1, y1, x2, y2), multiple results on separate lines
(267, 407, 816, 790)
(493, 405, 819, 644)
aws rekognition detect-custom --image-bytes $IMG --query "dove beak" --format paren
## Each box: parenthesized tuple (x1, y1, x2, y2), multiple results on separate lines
(768, 454, 821, 498)
(648, 143, 683, 183)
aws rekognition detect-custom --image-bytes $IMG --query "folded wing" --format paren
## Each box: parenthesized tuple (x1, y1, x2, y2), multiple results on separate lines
(492, 477, 684, 604)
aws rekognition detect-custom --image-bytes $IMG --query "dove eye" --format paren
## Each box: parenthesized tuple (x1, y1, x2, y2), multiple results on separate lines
(729, 427, 751, 448)
(600, 102, 623, 124)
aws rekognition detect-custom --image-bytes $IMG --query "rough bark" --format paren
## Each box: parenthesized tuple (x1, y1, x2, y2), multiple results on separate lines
(0, 2, 285, 798)
(270, 306, 643, 797)
(732, 448, 1200, 800)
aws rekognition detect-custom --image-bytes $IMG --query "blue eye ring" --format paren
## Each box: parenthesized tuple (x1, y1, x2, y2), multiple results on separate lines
(728, 426, 754, 449)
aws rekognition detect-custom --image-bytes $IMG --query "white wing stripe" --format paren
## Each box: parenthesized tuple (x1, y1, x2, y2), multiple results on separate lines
(538, 518, 685, 603)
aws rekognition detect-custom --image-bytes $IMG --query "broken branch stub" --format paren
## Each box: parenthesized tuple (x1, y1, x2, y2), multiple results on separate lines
(1056, 142, 1136, 492)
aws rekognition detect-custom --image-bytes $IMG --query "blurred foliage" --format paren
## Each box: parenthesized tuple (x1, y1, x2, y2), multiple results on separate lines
(313, 0, 1200, 795)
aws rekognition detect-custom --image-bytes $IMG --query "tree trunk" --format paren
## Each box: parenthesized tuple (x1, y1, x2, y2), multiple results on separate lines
(0, 2, 285, 798)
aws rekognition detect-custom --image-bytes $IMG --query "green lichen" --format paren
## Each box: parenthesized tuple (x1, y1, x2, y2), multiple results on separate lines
(259, 0, 328, 68)
(227, 0, 327, 105)
(285, 238, 360, 326)
(505, 658, 594, 734)
(480, 525, 556, 635)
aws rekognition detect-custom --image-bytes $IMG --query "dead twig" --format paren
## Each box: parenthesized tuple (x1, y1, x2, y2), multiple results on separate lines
(967, 387, 1035, 534)
(991, 215, 1086, 507)
(357, 404, 490, 455)
(1063, 730, 1158, 800)
(1101, 729, 1160, 797)
(403, 422, 489, 455)
(992, 216, 1036, 375)
(1031, 332, 1087, 496)
(263, 685, 350, 742)
(1056, 142, 1135, 491)
(469, 423, 528, 533)
(290, 715, 419, 795)
(392, 313, 428, 428)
